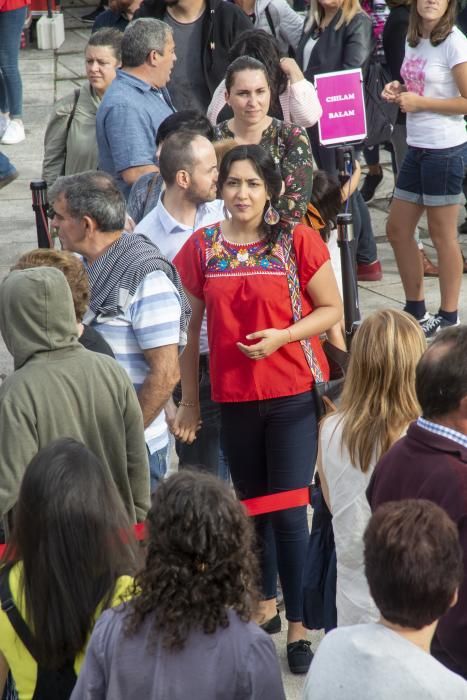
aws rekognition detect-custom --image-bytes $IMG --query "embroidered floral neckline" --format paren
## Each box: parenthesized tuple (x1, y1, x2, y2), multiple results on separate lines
(204, 223, 285, 274)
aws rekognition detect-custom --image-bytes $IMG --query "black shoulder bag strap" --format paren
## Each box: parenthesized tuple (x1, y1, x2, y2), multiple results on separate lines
(0, 564, 77, 700)
(265, 6, 277, 37)
(265, 8, 296, 60)
(65, 88, 80, 139)
(61, 88, 80, 176)
(143, 173, 160, 216)
(0, 563, 39, 661)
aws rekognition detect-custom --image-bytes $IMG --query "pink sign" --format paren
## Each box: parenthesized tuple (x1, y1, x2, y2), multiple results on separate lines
(315, 69, 367, 146)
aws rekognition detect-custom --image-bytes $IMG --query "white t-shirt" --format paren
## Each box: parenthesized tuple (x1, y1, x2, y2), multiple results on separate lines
(401, 27, 467, 149)
(320, 413, 379, 626)
(304, 623, 467, 700)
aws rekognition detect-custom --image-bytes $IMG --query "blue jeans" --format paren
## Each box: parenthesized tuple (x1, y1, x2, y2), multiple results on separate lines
(148, 444, 168, 492)
(0, 6, 27, 118)
(395, 143, 467, 207)
(221, 391, 318, 622)
(0, 150, 15, 178)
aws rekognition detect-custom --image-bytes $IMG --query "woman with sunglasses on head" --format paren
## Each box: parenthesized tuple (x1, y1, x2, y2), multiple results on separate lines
(213, 56, 315, 223)
(172, 145, 342, 674)
(382, 0, 467, 338)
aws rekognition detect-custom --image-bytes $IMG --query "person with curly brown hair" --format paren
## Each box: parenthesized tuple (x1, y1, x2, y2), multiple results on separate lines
(70, 470, 286, 700)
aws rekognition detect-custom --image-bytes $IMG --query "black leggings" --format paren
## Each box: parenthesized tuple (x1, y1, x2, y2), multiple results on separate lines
(221, 391, 317, 621)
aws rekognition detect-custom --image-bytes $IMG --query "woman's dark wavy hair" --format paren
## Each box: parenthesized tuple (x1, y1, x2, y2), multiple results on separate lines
(218, 144, 283, 248)
(125, 471, 260, 651)
(407, 0, 457, 46)
(310, 170, 343, 242)
(228, 29, 288, 110)
(0, 438, 140, 668)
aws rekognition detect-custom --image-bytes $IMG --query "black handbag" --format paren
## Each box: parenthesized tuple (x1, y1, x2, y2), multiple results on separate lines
(301, 473, 337, 631)
(313, 340, 349, 421)
(281, 229, 348, 420)
(364, 60, 399, 148)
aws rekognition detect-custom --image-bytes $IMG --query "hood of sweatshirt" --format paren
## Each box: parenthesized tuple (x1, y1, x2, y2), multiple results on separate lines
(0, 267, 79, 370)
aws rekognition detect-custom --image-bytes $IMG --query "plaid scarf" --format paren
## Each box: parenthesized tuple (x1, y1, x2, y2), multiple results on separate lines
(85, 232, 191, 349)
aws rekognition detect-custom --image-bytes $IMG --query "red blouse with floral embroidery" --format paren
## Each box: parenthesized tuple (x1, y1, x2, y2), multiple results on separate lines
(174, 223, 330, 403)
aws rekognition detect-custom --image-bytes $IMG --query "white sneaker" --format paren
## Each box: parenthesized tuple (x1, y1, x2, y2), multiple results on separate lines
(0, 115, 9, 139)
(1, 119, 25, 145)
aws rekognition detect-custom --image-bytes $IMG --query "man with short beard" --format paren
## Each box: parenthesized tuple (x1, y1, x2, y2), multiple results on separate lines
(135, 131, 226, 478)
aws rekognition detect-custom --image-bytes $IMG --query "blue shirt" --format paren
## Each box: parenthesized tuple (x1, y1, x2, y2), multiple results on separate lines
(96, 70, 175, 199)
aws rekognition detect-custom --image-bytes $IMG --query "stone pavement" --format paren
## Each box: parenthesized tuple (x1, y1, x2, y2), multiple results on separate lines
(0, 6, 466, 696)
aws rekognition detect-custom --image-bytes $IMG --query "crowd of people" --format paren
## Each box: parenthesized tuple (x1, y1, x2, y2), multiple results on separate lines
(1, 0, 467, 697)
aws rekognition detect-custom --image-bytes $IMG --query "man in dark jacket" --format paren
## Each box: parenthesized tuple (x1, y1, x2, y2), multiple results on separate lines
(135, 0, 251, 110)
(367, 325, 467, 680)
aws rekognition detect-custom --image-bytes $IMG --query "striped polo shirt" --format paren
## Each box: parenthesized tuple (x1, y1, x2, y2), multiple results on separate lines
(92, 270, 181, 453)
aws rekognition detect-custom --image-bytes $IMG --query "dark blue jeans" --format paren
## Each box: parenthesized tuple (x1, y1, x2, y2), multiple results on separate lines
(0, 150, 15, 178)
(0, 6, 27, 118)
(221, 391, 317, 622)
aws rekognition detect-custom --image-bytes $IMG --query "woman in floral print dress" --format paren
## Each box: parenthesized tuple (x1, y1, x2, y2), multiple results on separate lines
(172, 145, 342, 674)
(213, 56, 314, 222)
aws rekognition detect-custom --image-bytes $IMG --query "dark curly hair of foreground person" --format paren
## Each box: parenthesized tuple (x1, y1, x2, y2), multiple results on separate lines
(125, 470, 260, 650)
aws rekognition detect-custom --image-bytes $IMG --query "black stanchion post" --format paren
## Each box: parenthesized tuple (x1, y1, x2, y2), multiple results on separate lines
(30, 180, 52, 248)
(337, 211, 361, 350)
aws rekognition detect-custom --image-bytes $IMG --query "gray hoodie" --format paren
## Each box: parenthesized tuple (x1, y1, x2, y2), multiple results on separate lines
(0, 267, 150, 521)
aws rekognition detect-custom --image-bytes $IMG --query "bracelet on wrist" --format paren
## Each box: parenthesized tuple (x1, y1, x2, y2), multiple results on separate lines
(286, 328, 293, 343)
(179, 400, 197, 408)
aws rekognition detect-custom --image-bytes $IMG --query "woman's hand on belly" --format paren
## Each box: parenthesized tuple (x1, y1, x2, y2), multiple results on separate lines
(237, 327, 289, 360)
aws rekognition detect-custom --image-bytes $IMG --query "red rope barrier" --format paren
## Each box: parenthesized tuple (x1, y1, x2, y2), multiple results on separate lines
(242, 486, 312, 516)
(0, 486, 313, 556)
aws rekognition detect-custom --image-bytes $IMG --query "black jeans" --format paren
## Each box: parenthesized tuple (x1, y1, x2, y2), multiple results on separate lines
(221, 391, 318, 622)
(173, 354, 229, 480)
(308, 125, 378, 265)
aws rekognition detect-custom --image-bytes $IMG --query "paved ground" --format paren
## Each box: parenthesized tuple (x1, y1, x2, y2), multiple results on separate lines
(1, 6, 467, 696)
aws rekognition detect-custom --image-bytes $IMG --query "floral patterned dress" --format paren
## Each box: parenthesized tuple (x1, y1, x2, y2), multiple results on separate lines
(214, 118, 313, 222)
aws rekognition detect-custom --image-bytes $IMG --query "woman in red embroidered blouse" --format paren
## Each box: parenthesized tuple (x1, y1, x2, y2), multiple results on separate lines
(173, 145, 342, 674)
